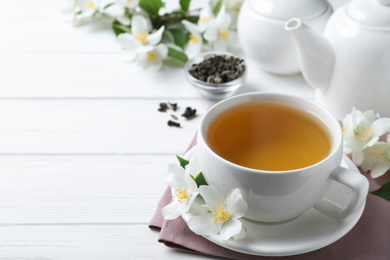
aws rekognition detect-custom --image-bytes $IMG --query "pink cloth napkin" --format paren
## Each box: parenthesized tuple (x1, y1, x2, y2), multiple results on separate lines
(149, 135, 390, 259)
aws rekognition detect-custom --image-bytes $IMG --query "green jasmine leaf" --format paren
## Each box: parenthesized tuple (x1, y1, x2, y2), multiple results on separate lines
(112, 20, 132, 36)
(176, 155, 189, 168)
(194, 172, 208, 187)
(180, 0, 191, 12)
(103, 2, 115, 10)
(371, 181, 390, 202)
(213, 0, 223, 16)
(167, 29, 189, 49)
(167, 47, 188, 64)
(139, 0, 164, 15)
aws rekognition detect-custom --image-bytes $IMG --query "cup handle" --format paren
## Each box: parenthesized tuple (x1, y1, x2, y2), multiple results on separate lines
(314, 166, 369, 221)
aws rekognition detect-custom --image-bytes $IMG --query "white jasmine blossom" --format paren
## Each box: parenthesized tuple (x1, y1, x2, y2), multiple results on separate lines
(186, 186, 247, 240)
(182, 20, 203, 58)
(117, 15, 165, 68)
(203, 5, 233, 51)
(361, 142, 390, 178)
(136, 44, 168, 71)
(162, 154, 201, 219)
(343, 107, 390, 165)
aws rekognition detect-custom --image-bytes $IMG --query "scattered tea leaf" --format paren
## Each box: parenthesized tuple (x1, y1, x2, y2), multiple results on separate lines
(171, 114, 178, 120)
(158, 102, 168, 112)
(371, 181, 390, 202)
(176, 155, 189, 168)
(168, 102, 178, 111)
(168, 120, 180, 127)
(182, 107, 196, 119)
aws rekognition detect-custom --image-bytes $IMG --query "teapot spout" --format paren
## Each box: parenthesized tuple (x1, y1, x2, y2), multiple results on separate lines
(285, 18, 334, 91)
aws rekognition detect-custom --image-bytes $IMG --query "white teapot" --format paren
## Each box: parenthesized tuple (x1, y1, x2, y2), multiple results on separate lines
(286, 0, 390, 119)
(237, 0, 332, 75)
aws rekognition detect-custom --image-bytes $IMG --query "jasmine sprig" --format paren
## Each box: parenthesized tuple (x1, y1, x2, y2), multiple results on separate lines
(63, 0, 244, 70)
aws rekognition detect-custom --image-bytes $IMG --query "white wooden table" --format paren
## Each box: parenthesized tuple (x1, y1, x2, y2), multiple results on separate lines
(0, 0, 345, 259)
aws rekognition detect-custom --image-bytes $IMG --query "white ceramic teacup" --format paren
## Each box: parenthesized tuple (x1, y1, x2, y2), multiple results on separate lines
(197, 92, 369, 223)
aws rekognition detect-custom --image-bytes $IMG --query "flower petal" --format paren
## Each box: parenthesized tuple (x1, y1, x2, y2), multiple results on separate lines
(186, 213, 219, 236)
(219, 218, 243, 240)
(225, 189, 248, 218)
(161, 201, 188, 220)
(185, 40, 202, 58)
(232, 223, 247, 240)
(147, 26, 165, 45)
(352, 150, 365, 165)
(186, 153, 202, 179)
(370, 161, 390, 178)
(166, 166, 186, 190)
(203, 23, 218, 42)
(117, 33, 138, 50)
(372, 118, 390, 136)
(154, 44, 168, 59)
(182, 20, 200, 35)
(184, 191, 199, 212)
(216, 5, 231, 30)
(116, 15, 131, 26)
(198, 186, 226, 211)
(132, 15, 148, 35)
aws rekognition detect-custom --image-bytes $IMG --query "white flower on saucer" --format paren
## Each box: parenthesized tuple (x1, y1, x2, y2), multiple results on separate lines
(72, 0, 101, 25)
(103, 0, 140, 25)
(162, 154, 201, 220)
(135, 44, 168, 71)
(186, 186, 247, 240)
(361, 142, 390, 178)
(182, 20, 203, 58)
(343, 107, 390, 165)
(204, 5, 233, 51)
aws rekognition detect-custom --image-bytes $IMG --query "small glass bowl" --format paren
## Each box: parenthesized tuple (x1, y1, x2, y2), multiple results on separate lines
(185, 51, 247, 100)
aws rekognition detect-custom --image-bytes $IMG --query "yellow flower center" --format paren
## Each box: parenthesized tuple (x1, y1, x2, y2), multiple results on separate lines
(189, 34, 198, 43)
(136, 32, 148, 44)
(220, 29, 229, 39)
(212, 203, 230, 225)
(173, 186, 188, 203)
(200, 17, 213, 24)
(356, 125, 372, 140)
(86, 1, 95, 9)
(367, 147, 387, 163)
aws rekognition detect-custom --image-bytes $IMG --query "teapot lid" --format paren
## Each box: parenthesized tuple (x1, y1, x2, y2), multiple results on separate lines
(347, 0, 390, 27)
(248, 0, 329, 20)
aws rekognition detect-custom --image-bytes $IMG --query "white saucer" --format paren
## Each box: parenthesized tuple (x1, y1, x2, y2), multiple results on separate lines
(181, 146, 366, 257)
